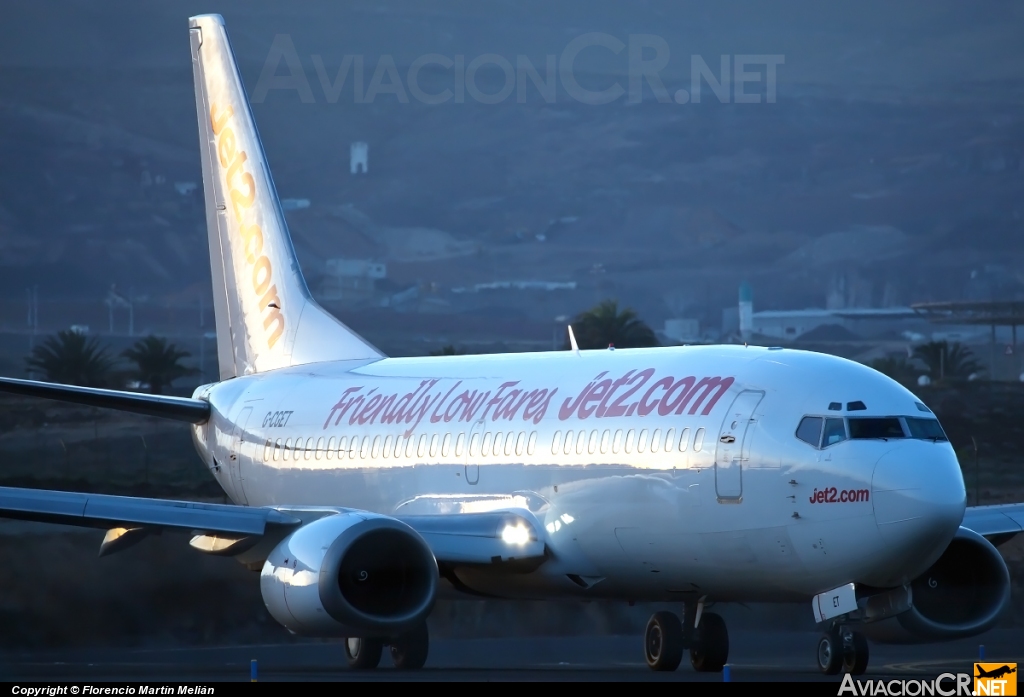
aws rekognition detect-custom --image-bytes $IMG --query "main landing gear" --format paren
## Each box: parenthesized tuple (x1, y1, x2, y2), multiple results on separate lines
(344, 620, 430, 671)
(816, 625, 869, 675)
(644, 603, 729, 672)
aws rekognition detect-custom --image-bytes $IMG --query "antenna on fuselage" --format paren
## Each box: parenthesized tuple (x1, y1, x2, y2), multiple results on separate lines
(567, 325, 580, 356)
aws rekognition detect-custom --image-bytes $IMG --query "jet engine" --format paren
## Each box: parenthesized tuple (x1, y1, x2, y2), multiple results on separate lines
(862, 527, 1011, 643)
(260, 512, 438, 637)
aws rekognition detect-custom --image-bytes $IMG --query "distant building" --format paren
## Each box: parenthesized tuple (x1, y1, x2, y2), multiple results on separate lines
(662, 318, 700, 344)
(320, 258, 386, 300)
(738, 281, 753, 340)
(351, 142, 368, 174)
(751, 307, 920, 341)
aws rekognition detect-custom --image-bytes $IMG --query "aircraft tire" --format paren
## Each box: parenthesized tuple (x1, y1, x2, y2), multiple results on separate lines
(816, 629, 843, 675)
(690, 612, 729, 672)
(644, 611, 684, 671)
(390, 621, 429, 670)
(344, 637, 383, 670)
(843, 631, 869, 675)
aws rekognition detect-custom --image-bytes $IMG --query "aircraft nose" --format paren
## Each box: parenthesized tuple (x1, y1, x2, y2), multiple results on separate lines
(872, 443, 965, 574)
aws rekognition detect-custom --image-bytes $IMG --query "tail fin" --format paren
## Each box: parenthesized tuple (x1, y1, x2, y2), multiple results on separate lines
(189, 15, 383, 379)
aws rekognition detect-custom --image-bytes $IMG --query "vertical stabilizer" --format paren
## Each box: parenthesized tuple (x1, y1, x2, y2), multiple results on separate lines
(189, 15, 383, 379)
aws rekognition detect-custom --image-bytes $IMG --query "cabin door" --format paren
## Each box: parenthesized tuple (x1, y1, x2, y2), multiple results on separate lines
(714, 391, 763, 502)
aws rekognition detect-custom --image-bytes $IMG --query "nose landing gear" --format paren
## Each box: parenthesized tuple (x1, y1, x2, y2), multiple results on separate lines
(643, 602, 730, 672)
(817, 625, 869, 675)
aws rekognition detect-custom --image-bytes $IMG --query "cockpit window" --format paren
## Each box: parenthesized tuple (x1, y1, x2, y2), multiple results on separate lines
(822, 417, 847, 447)
(796, 416, 823, 447)
(848, 417, 905, 440)
(905, 417, 947, 441)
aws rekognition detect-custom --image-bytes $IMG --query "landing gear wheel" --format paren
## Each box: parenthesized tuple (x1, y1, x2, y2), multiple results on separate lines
(644, 611, 684, 671)
(843, 631, 869, 675)
(817, 628, 843, 675)
(344, 637, 383, 670)
(390, 622, 429, 670)
(690, 612, 729, 672)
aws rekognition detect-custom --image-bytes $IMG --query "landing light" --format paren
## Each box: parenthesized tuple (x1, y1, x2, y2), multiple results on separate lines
(501, 523, 531, 546)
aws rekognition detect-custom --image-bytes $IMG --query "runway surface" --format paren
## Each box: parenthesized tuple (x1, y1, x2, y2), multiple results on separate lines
(1, 630, 1020, 681)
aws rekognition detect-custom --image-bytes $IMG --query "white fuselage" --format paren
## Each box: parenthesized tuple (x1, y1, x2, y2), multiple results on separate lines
(191, 345, 966, 604)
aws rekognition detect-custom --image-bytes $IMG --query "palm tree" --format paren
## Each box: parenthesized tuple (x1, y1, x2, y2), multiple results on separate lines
(565, 300, 658, 350)
(26, 330, 115, 386)
(122, 336, 196, 394)
(912, 341, 982, 381)
(868, 355, 920, 385)
(429, 345, 466, 356)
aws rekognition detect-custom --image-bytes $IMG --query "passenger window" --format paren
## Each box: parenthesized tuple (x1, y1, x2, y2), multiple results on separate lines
(664, 429, 675, 453)
(455, 433, 466, 456)
(505, 433, 515, 457)
(263, 439, 272, 462)
(796, 416, 823, 448)
(679, 428, 690, 452)
(650, 429, 662, 454)
(469, 432, 481, 456)
(576, 430, 587, 455)
(379, 435, 389, 458)
(612, 429, 623, 454)
(315, 437, 325, 460)
(417, 434, 427, 458)
(552, 431, 563, 455)
(822, 418, 848, 446)
(586, 430, 597, 455)
(515, 432, 525, 456)
(482, 432, 493, 456)
(693, 427, 705, 452)
(563, 430, 574, 455)
(303, 437, 313, 460)
(274, 438, 283, 461)
(493, 432, 504, 457)
(905, 417, 947, 441)
(371, 436, 381, 458)
(394, 437, 404, 458)
(527, 432, 537, 456)
(637, 429, 649, 453)
(429, 434, 439, 457)
(326, 437, 336, 460)
(600, 430, 610, 454)
(624, 429, 635, 454)
(848, 418, 904, 440)
(336, 436, 347, 459)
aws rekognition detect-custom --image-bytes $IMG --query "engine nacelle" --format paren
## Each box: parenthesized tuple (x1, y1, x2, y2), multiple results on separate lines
(862, 527, 1011, 643)
(261, 512, 438, 637)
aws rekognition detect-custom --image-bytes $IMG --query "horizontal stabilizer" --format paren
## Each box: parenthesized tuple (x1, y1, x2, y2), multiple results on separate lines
(0, 376, 211, 423)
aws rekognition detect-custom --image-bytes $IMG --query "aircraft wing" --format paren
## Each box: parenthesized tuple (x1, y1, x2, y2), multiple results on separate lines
(0, 486, 546, 567)
(0, 486, 300, 534)
(962, 503, 1024, 542)
(0, 377, 210, 423)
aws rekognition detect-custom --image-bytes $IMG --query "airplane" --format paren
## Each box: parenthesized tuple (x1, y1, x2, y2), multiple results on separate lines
(0, 13, 1022, 675)
(976, 666, 1017, 679)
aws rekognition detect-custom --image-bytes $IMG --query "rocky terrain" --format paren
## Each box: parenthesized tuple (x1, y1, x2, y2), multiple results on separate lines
(0, 1, 1021, 357)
